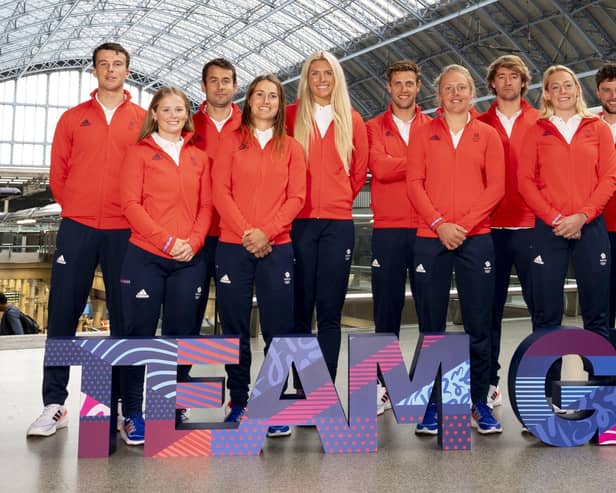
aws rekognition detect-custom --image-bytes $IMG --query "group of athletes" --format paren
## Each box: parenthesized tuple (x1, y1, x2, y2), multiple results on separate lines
(23, 41, 616, 445)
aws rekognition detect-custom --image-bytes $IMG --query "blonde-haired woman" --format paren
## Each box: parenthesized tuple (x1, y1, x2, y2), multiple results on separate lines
(518, 65, 616, 400)
(119, 86, 212, 445)
(407, 64, 505, 434)
(287, 51, 368, 386)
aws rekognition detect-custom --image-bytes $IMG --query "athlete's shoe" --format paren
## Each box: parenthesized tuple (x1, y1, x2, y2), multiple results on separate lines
(224, 403, 246, 423)
(121, 414, 145, 446)
(415, 402, 438, 435)
(267, 425, 292, 437)
(377, 382, 392, 416)
(27, 404, 68, 437)
(471, 401, 503, 434)
(487, 385, 503, 409)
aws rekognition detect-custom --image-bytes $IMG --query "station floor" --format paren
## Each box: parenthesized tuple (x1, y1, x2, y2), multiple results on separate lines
(1, 317, 616, 493)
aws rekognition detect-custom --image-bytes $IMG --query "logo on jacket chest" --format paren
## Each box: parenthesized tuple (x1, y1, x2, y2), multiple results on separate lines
(472, 132, 480, 143)
(80, 119, 91, 127)
(152, 153, 163, 161)
(430, 134, 441, 141)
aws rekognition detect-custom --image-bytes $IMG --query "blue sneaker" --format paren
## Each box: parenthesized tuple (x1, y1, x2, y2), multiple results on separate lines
(415, 403, 438, 435)
(472, 401, 503, 434)
(121, 414, 145, 445)
(267, 425, 292, 437)
(224, 404, 246, 423)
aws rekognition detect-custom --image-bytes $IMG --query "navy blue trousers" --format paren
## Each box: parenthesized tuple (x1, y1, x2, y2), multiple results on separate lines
(531, 218, 611, 396)
(43, 218, 129, 406)
(215, 242, 294, 407)
(609, 232, 616, 329)
(195, 235, 218, 332)
(291, 218, 354, 384)
(371, 228, 417, 337)
(413, 234, 494, 405)
(490, 228, 535, 386)
(120, 244, 206, 417)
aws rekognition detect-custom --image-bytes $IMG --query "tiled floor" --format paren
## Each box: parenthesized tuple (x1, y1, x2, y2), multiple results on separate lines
(2, 317, 616, 493)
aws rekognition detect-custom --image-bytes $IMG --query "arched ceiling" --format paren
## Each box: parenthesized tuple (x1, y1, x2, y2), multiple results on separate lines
(1, 0, 615, 117)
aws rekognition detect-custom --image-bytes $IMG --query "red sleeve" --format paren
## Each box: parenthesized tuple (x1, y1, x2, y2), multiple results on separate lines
(187, 153, 213, 252)
(261, 139, 307, 241)
(406, 126, 444, 228)
(517, 126, 562, 225)
(121, 145, 175, 253)
(212, 138, 251, 237)
(579, 122, 616, 221)
(350, 112, 368, 197)
(458, 127, 505, 232)
(49, 112, 72, 206)
(367, 119, 406, 184)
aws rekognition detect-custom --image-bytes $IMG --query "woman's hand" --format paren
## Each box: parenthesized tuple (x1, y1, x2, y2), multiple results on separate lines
(242, 228, 272, 257)
(553, 213, 586, 240)
(436, 222, 467, 250)
(170, 238, 194, 262)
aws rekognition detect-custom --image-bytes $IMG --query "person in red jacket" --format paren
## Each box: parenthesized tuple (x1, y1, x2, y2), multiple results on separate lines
(287, 51, 368, 387)
(407, 64, 505, 434)
(119, 86, 212, 445)
(193, 58, 242, 334)
(595, 64, 616, 329)
(27, 43, 146, 438)
(213, 74, 306, 436)
(367, 60, 431, 415)
(478, 55, 539, 409)
(518, 65, 616, 403)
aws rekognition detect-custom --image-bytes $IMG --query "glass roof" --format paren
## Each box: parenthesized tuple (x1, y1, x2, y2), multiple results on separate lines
(0, 0, 439, 103)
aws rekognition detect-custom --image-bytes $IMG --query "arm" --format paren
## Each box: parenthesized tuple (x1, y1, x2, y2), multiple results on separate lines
(457, 128, 506, 233)
(578, 123, 616, 221)
(187, 152, 213, 253)
(367, 121, 406, 184)
(49, 112, 73, 206)
(517, 126, 562, 225)
(406, 128, 445, 229)
(121, 146, 176, 254)
(261, 141, 307, 241)
(211, 141, 251, 238)
(350, 113, 369, 197)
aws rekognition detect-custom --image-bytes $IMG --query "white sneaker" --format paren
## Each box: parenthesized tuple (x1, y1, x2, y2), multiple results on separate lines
(487, 385, 502, 409)
(377, 382, 392, 416)
(27, 404, 68, 437)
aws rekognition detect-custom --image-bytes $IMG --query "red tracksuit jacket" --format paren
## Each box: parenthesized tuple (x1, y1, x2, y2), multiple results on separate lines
(478, 100, 539, 228)
(121, 132, 212, 258)
(192, 102, 242, 237)
(50, 90, 146, 229)
(212, 131, 306, 245)
(407, 115, 505, 238)
(367, 105, 431, 229)
(518, 117, 616, 226)
(286, 102, 368, 219)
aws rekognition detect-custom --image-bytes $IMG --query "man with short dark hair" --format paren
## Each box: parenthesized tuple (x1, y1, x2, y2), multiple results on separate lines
(478, 55, 538, 408)
(27, 42, 146, 438)
(192, 58, 241, 332)
(596, 64, 616, 327)
(366, 60, 431, 417)
(0, 293, 24, 335)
